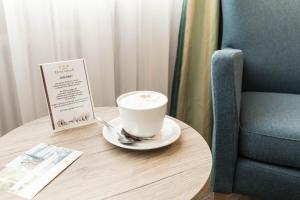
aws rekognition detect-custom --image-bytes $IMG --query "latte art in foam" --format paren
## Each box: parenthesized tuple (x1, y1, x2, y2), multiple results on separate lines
(118, 91, 167, 109)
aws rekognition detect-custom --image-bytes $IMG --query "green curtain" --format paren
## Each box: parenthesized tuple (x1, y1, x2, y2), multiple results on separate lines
(170, 0, 188, 117)
(170, 0, 220, 145)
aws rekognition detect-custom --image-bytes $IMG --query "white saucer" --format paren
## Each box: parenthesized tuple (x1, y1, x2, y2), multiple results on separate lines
(102, 117, 181, 150)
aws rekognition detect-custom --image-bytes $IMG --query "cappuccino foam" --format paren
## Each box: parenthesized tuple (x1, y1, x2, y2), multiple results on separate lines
(118, 91, 167, 109)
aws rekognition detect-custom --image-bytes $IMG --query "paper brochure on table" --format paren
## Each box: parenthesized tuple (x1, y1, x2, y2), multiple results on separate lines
(0, 143, 82, 199)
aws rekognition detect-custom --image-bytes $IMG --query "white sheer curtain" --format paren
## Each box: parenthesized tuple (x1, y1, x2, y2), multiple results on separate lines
(0, 0, 182, 135)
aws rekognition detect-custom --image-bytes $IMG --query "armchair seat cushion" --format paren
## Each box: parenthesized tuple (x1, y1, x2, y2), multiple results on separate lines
(240, 92, 300, 169)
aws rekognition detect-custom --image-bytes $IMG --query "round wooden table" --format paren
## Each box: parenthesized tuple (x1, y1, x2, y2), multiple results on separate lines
(0, 107, 212, 200)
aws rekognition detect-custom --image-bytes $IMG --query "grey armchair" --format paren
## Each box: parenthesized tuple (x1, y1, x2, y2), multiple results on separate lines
(211, 1, 300, 199)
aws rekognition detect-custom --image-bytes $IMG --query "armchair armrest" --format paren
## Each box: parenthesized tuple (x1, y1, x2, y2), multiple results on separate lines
(211, 49, 243, 193)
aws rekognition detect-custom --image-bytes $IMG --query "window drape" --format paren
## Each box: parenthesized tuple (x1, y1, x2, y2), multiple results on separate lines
(170, 0, 220, 145)
(0, 0, 183, 135)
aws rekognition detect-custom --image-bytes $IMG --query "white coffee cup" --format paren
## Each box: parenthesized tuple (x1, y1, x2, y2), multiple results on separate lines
(116, 91, 168, 138)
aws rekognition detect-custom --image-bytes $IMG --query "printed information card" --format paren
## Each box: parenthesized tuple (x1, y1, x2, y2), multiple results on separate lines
(0, 143, 82, 199)
(40, 59, 95, 131)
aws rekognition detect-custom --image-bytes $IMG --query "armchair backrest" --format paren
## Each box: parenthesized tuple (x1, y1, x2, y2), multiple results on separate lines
(222, 0, 300, 93)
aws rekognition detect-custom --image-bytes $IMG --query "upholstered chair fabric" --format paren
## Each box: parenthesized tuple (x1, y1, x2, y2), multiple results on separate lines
(222, 0, 300, 93)
(211, 0, 300, 199)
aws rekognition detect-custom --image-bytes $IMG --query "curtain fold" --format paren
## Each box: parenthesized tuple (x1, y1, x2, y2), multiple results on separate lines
(0, 0, 183, 136)
(170, 0, 187, 117)
(171, 0, 219, 144)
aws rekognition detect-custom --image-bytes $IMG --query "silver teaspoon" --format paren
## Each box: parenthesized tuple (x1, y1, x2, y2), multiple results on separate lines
(121, 129, 155, 141)
(96, 117, 135, 145)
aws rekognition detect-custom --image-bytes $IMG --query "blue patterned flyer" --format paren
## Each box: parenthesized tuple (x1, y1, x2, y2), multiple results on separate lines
(0, 143, 82, 199)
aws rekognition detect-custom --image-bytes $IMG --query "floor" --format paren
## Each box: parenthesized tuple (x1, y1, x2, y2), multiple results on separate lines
(195, 179, 258, 200)
(207, 193, 258, 200)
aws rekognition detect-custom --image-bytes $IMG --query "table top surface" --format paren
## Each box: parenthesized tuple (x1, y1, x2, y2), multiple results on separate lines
(0, 107, 212, 200)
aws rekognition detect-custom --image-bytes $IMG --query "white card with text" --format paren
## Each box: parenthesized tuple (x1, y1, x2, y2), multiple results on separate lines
(40, 59, 95, 131)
